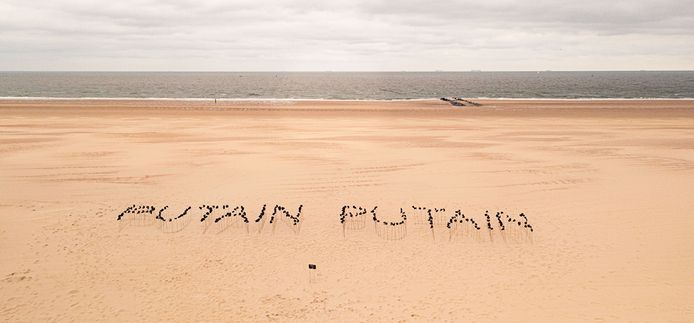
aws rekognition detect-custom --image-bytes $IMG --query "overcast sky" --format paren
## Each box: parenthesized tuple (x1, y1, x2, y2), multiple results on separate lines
(1, 0, 693, 71)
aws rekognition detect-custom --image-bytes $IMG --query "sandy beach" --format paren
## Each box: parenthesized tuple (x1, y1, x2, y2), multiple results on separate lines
(1, 99, 693, 321)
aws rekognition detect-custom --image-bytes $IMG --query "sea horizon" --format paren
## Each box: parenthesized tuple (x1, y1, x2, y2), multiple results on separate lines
(2, 71, 693, 100)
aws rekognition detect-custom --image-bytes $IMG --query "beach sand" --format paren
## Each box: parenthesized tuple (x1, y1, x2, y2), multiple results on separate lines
(1, 99, 693, 321)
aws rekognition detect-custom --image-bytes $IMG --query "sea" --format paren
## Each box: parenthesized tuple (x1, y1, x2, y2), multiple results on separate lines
(1, 71, 693, 100)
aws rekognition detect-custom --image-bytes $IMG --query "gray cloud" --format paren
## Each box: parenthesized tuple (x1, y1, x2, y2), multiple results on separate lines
(0, 0, 692, 70)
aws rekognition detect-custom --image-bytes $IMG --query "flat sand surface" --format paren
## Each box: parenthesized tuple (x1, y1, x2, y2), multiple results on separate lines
(1, 99, 693, 321)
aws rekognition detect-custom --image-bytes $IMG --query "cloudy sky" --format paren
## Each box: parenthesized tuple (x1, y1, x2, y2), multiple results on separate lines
(1, 0, 693, 71)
